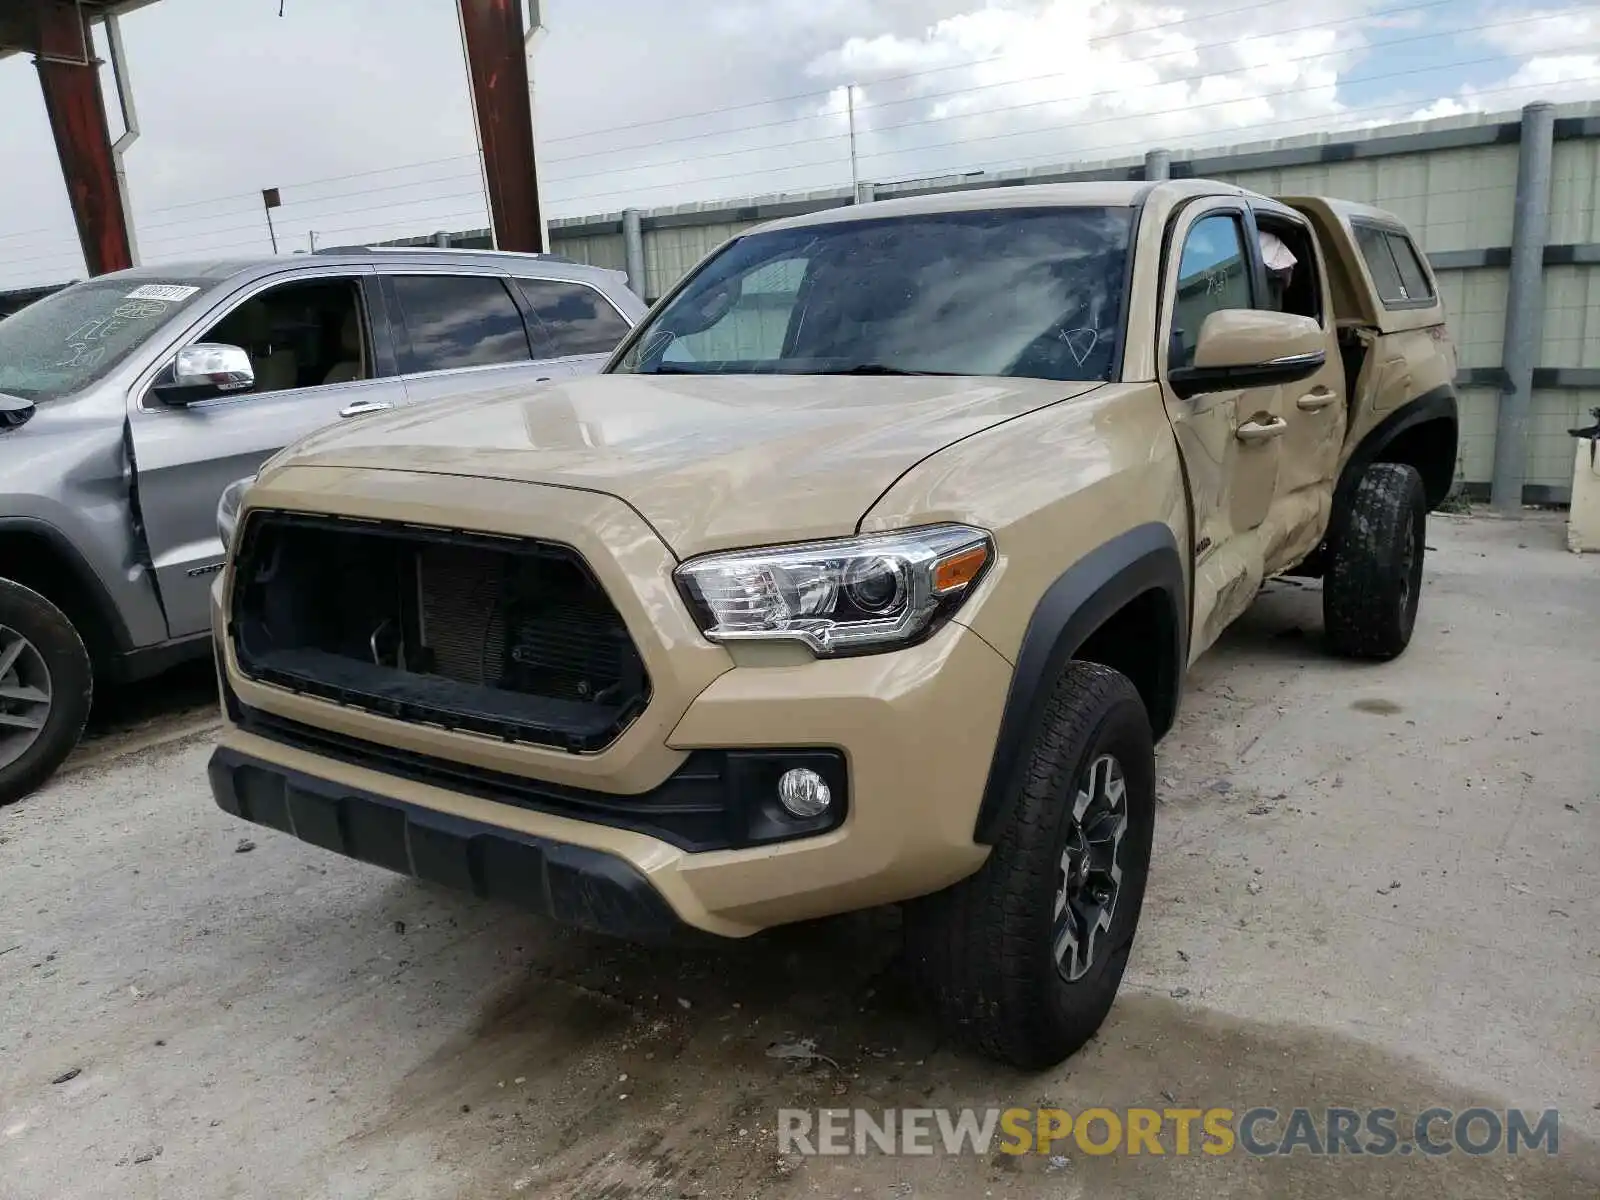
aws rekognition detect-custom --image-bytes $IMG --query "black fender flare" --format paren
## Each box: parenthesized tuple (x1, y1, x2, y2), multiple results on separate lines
(972, 522, 1187, 844)
(1335, 385, 1459, 513)
(0, 516, 134, 657)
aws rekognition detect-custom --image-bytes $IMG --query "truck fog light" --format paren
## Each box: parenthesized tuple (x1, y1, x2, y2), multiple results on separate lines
(778, 767, 832, 818)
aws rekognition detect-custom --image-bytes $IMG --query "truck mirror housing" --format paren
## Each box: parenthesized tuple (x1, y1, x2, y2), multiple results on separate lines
(1168, 310, 1326, 400)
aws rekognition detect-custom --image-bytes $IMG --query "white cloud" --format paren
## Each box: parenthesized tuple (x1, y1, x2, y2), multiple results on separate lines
(1, 0, 1598, 290)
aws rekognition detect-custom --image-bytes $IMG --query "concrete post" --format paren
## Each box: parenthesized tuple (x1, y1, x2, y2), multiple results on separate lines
(622, 208, 647, 300)
(433, 230, 451, 248)
(1143, 148, 1171, 181)
(1491, 101, 1556, 514)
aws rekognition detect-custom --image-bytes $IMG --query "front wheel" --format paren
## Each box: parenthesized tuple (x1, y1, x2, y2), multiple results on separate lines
(905, 661, 1155, 1069)
(1323, 462, 1427, 661)
(0, 580, 93, 806)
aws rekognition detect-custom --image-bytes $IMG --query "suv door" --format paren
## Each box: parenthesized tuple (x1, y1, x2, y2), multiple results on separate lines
(511, 276, 636, 374)
(126, 268, 399, 639)
(383, 270, 567, 409)
(1158, 202, 1285, 658)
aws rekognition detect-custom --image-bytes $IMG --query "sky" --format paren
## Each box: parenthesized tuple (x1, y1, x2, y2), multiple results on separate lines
(0, 0, 1596, 290)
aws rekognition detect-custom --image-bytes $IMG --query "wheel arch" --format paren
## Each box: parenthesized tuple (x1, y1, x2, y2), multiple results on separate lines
(1339, 386, 1459, 513)
(972, 522, 1186, 844)
(0, 519, 131, 676)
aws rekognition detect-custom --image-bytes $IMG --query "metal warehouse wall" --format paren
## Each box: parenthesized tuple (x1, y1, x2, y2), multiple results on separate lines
(547, 100, 1600, 502)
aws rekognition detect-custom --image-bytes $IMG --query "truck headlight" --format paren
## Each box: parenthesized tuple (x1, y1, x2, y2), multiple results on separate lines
(674, 524, 992, 655)
(216, 475, 256, 551)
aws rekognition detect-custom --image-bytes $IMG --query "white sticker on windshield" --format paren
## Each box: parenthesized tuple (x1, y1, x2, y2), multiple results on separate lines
(125, 284, 200, 302)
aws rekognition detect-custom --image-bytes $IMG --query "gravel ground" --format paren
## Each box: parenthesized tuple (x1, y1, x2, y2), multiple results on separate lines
(2, 512, 1597, 1199)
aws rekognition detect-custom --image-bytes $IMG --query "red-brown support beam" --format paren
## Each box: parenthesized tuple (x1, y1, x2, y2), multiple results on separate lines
(458, 0, 546, 253)
(33, 2, 131, 276)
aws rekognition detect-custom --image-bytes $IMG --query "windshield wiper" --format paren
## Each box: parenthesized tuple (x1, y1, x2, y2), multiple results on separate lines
(808, 363, 962, 377)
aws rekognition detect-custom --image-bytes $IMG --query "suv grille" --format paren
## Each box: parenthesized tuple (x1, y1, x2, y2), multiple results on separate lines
(229, 512, 649, 752)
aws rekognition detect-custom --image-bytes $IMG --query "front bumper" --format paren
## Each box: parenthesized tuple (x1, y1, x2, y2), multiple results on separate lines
(210, 746, 683, 942)
(212, 468, 1016, 937)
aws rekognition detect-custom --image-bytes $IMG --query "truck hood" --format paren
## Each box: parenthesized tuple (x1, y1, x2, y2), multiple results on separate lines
(274, 373, 1102, 557)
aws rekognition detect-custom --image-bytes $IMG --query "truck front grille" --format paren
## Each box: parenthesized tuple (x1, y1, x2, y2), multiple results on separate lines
(229, 512, 649, 752)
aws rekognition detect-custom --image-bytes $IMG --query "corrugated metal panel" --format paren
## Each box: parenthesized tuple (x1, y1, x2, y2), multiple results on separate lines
(1540, 264, 1600, 368)
(1530, 388, 1600, 489)
(644, 220, 752, 299)
(548, 232, 626, 273)
(1550, 139, 1600, 245)
(1433, 267, 1508, 370)
(1220, 145, 1519, 253)
(1456, 386, 1498, 485)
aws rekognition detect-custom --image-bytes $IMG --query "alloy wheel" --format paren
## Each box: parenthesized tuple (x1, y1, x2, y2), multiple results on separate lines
(1052, 754, 1129, 982)
(0, 625, 53, 771)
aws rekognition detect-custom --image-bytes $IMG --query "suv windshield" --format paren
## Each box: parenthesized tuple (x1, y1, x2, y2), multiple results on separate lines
(613, 206, 1133, 382)
(0, 278, 208, 402)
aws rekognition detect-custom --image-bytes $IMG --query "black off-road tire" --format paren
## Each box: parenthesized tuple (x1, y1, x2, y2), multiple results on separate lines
(905, 661, 1155, 1070)
(1323, 462, 1427, 661)
(0, 580, 93, 807)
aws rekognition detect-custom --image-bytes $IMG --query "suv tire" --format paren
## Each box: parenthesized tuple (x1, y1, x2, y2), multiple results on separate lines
(905, 661, 1155, 1069)
(1324, 462, 1426, 661)
(0, 580, 93, 807)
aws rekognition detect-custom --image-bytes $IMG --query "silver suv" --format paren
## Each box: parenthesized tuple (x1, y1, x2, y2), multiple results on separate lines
(0, 247, 645, 803)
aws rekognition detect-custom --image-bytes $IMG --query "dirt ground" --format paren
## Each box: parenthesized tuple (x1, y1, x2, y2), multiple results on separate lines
(2, 512, 1597, 1199)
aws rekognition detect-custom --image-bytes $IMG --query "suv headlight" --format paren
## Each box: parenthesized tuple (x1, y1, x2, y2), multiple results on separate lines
(216, 475, 256, 551)
(675, 524, 992, 656)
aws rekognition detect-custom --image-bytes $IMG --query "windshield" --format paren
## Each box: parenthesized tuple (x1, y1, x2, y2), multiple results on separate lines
(613, 206, 1133, 382)
(0, 278, 208, 402)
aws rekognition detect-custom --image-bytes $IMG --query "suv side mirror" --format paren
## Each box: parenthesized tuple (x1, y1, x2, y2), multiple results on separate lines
(1167, 310, 1326, 400)
(153, 343, 255, 406)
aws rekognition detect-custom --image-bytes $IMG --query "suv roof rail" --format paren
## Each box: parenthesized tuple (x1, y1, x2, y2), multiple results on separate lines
(312, 244, 577, 265)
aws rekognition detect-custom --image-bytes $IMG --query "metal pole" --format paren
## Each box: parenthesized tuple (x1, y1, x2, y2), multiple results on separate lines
(457, 0, 546, 252)
(622, 208, 647, 300)
(847, 84, 860, 199)
(1143, 147, 1171, 181)
(308, 230, 318, 252)
(1491, 101, 1556, 515)
(104, 14, 140, 266)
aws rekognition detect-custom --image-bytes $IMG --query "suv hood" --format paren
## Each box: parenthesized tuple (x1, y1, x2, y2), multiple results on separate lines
(276, 373, 1101, 557)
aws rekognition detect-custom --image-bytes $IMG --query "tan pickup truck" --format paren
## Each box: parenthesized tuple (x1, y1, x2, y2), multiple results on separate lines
(207, 181, 1458, 1068)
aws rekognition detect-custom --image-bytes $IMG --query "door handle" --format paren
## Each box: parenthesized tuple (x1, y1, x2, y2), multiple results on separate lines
(339, 399, 393, 419)
(1236, 416, 1289, 443)
(1296, 388, 1337, 412)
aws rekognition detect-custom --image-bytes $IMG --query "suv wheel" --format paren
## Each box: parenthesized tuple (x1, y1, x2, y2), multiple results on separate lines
(0, 580, 93, 806)
(1323, 462, 1426, 661)
(905, 661, 1155, 1069)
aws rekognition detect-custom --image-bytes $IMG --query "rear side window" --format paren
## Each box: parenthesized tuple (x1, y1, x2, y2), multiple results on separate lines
(1388, 234, 1435, 303)
(1354, 225, 1434, 308)
(390, 275, 530, 373)
(515, 278, 632, 357)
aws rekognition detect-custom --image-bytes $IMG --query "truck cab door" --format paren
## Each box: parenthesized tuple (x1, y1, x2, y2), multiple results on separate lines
(1158, 202, 1283, 660)
(1251, 205, 1348, 574)
(126, 268, 399, 640)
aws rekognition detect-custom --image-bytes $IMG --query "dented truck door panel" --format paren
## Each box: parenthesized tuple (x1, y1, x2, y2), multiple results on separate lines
(1157, 200, 1280, 660)
(1251, 205, 1348, 575)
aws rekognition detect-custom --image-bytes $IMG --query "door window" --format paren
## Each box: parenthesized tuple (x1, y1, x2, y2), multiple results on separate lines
(1170, 213, 1253, 369)
(514, 278, 632, 357)
(1254, 217, 1323, 324)
(390, 275, 530, 373)
(199, 278, 367, 394)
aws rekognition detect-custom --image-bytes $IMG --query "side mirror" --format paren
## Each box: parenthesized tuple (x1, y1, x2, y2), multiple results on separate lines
(153, 343, 255, 406)
(1167, 310, 1326, 400)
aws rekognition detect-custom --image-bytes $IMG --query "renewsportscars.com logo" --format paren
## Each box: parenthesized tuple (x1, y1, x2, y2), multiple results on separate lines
(777, 1106, 1562, 1158)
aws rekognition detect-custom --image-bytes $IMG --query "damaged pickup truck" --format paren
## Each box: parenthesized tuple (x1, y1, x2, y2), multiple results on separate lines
(208, 181, 1458, 1068)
